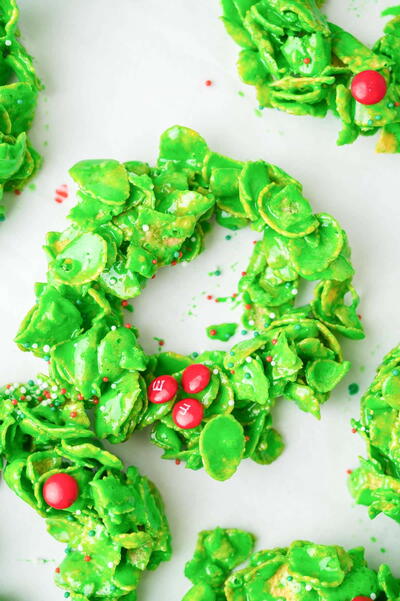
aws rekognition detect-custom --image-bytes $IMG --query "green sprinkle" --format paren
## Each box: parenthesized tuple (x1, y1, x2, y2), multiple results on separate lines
(348, 383, 359, 395)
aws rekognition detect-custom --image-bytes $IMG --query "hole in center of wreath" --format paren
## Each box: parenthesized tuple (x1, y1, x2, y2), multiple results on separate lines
(130, 225, 315, 357)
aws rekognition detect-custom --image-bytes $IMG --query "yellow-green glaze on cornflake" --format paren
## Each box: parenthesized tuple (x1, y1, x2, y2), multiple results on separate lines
(0, 0, 42, 220)
(182, 529, 400, 601)
(221, 0, 400, 152)
(349, 343, 400, 524)
(0, 379, 171, 601)
(15, 126, 362, 480)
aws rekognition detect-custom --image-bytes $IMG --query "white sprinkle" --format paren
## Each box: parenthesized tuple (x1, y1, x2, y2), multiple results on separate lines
(26, 395, 32, 401)
(78, 544, 83, 551)
(371, 594, 376, 600)
(246, 357, 252, 363)
(181, 261, 188, 267)
(228, 400, 234, 407)
(248, 319, 255, 326)
(32, 343, 38, 349)
(269, 312, 276, 319)
(51, 393, 58, 400)
(108, 562, 114, 568)
(213, 369, 219, 375)
(111, 325, 117, 331)
(20, 387, 26, 393)
(111, 383, 117, 389)
(5, 40, 11, 46)
(292, 289, 298, 295)
(190, 237, 196, 242)
(99, 406, 105, 412)
(75, 510, 81, 515)
(43, 344, 50, 353)
(305, 585, 312, 592)
(52, 385, 58, 391)
(142, 224, 149, 232)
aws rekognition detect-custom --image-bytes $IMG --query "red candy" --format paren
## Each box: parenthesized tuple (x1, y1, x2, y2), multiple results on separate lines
(351, 597, 373, 601)
(43, 473, 79, 509)
(172, 398, 204, 429)
(148, 375, 178, 404)
(351, 70, 387, 105)
(182, 364, 211, 394)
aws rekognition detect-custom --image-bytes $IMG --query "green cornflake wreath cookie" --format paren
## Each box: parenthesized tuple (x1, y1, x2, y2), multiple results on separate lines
(221, 0, 400, 152)
(0, 0, 42, 220)
(181, 527, 399, 601)
(14, 125, 364, 481)
(0, 378, 171, 601)
(349, 343, 400, 524)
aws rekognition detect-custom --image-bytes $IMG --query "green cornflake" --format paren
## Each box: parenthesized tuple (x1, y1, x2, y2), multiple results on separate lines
(348, 382, 360, 395)
(0, 379, 171, 601)
(349, 342, 400, 524)
(221, 0, 400, 153)
(0, 0, 43, 219)
(182, 529, 390, 601)
(14, 125, 362, 482)
(206, 322, 238, 342)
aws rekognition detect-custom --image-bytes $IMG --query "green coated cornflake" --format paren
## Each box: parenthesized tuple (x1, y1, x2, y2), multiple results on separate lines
(221, 0, 400, 152)
(14, 126, 361, 483)
(200, 415, 245, 480)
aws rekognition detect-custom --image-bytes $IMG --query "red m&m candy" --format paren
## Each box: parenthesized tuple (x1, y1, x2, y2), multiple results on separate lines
(182, 364, 211, 394)
(172, 398, 204, 429)
(351, 70, 387, 105)
(43, 473, 79, 509)
(148, 375, 178, 404)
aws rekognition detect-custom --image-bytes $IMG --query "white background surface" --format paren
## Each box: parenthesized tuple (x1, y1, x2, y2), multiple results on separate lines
(0, 0, 399, 599)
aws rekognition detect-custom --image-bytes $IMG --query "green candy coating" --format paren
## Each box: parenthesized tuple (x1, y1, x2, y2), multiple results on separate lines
(0, 0, 42, 220)
(221, 0, 400, 152)
(349, 343, 400, 524)
(182, 528, 399, 601)
(0, 379, 171, 601)
(14, 126, 362, 480)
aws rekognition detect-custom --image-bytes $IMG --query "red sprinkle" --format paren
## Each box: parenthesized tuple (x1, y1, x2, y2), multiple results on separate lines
(11, 399, 18, 406)
(159, 340, 165, 347)
(245, 435, 250, 441)
(77, 394, 84, 401)
(14, 189, 21, 196)
(92, 398, 99, 405)
(210, 329, 217, 336)
(44, 390, 51, 399)
(303, 57, 311, 64)
(121, 300, 128, 307)
(346, 469, 353, 474)
(232, 293, 238, 299)
(54, 184, 69, 204)
(271, 339, 278, 345)
(20, 395, 26, 401)
(55, 567, 60, 574)
(171, 260, 177, 266)
(125, 323, 132, 329)
(266, 355, 273, 363)
(230, 370, 235, 375)
(352, 428, 357, 434)
(6, 384, 11, 389)
(70, 411, 77, 418)
(152, 259, 157, 264)
(84, 555, 91, 562)
(395, 101, 400, 107)
(205, 80, 212, 87)
(241, 271, 247, 277)
(245, 304, 252, 310)
(175, 459, 181, 465)
(102, 377, 109, 382)
(151, 275, 156, 279)
(60, 388, 67, 395)
(206, 295, 213, 300)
